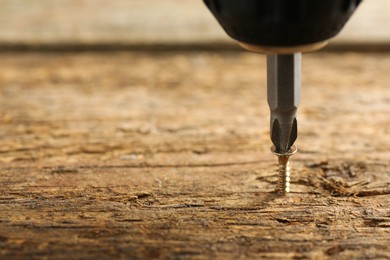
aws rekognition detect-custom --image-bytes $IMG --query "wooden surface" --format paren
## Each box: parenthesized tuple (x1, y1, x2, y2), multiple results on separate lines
(0, 51, 389, 259)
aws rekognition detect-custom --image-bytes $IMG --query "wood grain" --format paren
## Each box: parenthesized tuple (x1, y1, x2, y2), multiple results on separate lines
(0, 52, 389, 259)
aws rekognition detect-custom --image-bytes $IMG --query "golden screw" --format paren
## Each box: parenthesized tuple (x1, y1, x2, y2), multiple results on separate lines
(271, 145, 297, 194)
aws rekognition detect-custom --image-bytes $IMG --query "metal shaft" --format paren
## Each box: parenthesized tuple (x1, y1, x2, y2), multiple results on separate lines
(267, 53, 301, 154)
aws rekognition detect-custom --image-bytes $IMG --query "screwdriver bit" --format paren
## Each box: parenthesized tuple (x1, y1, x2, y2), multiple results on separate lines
(204, 0, 361, 194)
(267, 53, 301, 154)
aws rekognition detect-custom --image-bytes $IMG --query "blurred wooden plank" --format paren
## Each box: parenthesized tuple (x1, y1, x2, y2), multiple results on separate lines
(0, 0, 389, 47)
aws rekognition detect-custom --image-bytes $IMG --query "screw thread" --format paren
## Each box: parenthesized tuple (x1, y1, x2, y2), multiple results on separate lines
(270, 145, 296, 194)
(276, 157, 290, 194)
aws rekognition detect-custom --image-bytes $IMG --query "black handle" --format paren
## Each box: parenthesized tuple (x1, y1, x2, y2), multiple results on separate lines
(204, 0, 362, 47)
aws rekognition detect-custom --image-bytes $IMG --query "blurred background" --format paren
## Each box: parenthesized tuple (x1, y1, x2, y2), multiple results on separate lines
(0, 0, 389, 50)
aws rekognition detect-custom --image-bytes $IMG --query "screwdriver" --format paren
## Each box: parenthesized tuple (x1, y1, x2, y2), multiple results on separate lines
(204, 0, 361, 193)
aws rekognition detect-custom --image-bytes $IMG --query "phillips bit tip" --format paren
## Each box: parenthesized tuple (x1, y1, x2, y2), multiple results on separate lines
(267, 53, 301, 153)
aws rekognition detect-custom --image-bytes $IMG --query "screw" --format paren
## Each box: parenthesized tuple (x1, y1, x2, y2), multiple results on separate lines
(271, 145, 297, 194)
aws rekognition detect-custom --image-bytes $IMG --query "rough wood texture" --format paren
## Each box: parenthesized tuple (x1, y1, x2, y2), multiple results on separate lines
(0, 52, 389, 259)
